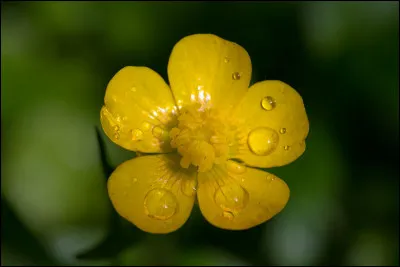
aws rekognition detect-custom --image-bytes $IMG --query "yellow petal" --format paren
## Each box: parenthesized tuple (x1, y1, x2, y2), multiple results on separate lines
(168, 34, 252, 114)
(197, 160, 290, 230)
(101, 66, 178, 153)
(230, 80, 309, 168)
(108, 154, 197, 234)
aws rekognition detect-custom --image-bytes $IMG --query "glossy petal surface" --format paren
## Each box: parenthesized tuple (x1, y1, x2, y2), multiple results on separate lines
(108, 154, 197, 234)
(101, 66, 178, 153)
(230, 80, 309, 168)
(168, 34, 252, 114)
(197, 160, 290, 230)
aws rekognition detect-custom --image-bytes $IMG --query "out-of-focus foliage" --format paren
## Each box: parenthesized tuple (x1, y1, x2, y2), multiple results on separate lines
(1, 1, 398, 266)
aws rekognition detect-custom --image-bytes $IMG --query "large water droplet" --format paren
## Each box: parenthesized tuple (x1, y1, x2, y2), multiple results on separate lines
(248, 127, 279, 156)
(152, 126, 165, 140)
(214, 183, 249, 212)
(226, 161, 247, 174)
(144, 189, 178, 220)
(261, 96, 276, 111)
(279, 128, 286, 134)
(181, 179, 197, 197)
(232, 72, 241, 80)
(131, 129, 143, 141)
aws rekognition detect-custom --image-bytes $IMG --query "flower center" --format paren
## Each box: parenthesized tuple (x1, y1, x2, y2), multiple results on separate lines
(169, 104, 231, 172)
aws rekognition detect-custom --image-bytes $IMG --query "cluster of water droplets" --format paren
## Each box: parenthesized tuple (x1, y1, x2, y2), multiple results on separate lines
(225, 55, 290, 155)
(109, 55, 293, 222)
(243, 95, 291, 156)
(102, 105, 171, 149)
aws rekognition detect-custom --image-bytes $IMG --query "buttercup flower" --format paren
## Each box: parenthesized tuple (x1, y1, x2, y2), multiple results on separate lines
(100, 34, 309, 234)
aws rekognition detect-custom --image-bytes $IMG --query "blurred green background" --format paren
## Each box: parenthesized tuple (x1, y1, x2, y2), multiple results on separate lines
(1, 1, 399, 266)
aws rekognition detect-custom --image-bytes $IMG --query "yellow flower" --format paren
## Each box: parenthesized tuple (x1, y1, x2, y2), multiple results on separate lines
(100, 34, 309, 234)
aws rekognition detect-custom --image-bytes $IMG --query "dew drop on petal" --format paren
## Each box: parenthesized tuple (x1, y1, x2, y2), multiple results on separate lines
(266, 174, 276, 183)
(114, 125, 120, 131)
(261, 96, 276, 111)
(131, 129, 143, 141)
(144, 189, 178, 220)
(214, 183, 249, 212)
(224, 57, 230, 63)
(226, 161, 247, 174)
(181, 179, 197, 197)
(232, 72, 241, 80)
(279, 128, 286, 134)
(248, 127, 279, 156)
(114, 133, 120, 140)
(284, 145, 290, 151)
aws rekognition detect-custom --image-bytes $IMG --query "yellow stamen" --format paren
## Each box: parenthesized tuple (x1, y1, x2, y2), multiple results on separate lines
(169, 104, 231, 172)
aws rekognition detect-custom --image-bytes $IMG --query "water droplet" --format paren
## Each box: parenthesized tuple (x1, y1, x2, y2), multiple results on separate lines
(266, 175, 276, 182)
(223, 211, 234, 220)
(132, 178, 138, 183)
(279, 128, 286, 134)
(226, 161, 247, 174)
(152, 126, 165, 139)
(284, 145, 290, 151)
(101, 106, 120, 134)
(224, 57, 230, 63)
(232, 72, 241, 80)
(114, 133, 120, 140)
(181, 179, 197, 197)
(131, 129, 143, 141)
(248, 127, 279, 156)
(261, 96, 276, 111)
(130, 86, 137, 92)
(141, 122, 152, 132)
(214, 183, 249, 212)
(144, 189, 178, 220)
